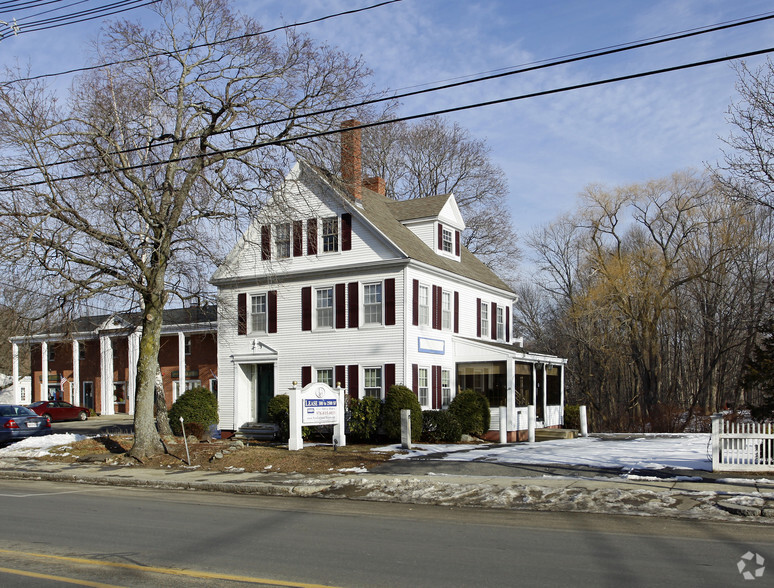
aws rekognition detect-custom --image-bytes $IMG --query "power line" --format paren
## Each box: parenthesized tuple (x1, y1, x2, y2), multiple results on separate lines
(1, 0, 404, 81)
(4, 10, 774, 177)
(4, 43, 773, 192)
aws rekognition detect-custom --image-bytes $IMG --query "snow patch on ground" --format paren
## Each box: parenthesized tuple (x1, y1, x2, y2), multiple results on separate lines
(0, 434, 87, 458)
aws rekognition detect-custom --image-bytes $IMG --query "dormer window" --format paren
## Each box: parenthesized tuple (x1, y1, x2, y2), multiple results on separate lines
(442, 227, 453, 253)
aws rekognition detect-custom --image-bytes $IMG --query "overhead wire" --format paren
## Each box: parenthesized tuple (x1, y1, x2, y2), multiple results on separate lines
(3, 43, 774, 192)
(3, 10, 774, 177)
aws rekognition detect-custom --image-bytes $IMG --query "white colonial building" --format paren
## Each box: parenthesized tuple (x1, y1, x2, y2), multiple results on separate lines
(212, 122, 566, 439)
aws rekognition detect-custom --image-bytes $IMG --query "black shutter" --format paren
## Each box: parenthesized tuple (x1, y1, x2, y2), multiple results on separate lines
(385, 363, 396, 393)
(293, 220, 303, 257)
(261, 225, 271, 260)
(348, 282, 359, 328)
(412, 279, 419, 326)
(268, 290, 278, 333)
(335, 365, 346, 389)
(454, 291, 459, 333)
(437, 223, 443, 250)
(342, 213, 352, 251)
(347, 365, 359, 399)
(476, 298, 481, 338)
(301, 366, 312, 387)
(237, 293, 247, 335)
(335, 283, 346, 329)
(385, 278, 395, 326)
(455, 230, 460, 256)
(491, 302, 498, 340)
(412, 364, 419, 395)
(301, 287, 312, 331)
(307, 218, 318, 255)
(506, 306, 510, 342)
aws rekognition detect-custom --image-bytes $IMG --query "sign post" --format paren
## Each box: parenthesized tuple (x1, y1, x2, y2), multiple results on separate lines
(288, 382, 346, 451)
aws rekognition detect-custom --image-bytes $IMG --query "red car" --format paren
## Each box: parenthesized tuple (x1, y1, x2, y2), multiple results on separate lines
(28, 401, 89, 422)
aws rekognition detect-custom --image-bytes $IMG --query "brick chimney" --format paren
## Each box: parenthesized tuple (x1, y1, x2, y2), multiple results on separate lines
(340, 120, 362, 201)
(363, 176, 386, 196)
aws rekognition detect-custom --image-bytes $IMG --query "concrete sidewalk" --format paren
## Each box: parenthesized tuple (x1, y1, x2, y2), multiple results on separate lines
(0, 448, 772, 522)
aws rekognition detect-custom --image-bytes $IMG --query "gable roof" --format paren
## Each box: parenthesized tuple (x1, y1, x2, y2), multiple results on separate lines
(303, 162, 513, 294)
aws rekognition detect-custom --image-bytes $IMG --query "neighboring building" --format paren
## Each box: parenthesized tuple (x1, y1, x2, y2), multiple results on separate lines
(9, 306, 217, 414)
(212, 121, 566, 439)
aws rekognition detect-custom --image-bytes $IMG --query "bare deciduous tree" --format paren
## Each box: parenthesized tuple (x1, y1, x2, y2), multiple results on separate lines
(0, 0, 370, 458)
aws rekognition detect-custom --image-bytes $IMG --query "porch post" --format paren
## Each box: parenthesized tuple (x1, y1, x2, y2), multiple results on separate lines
(542, 363, 548, 424)
(72, 340, 80, 405)
(559, 363, 565, 425)
(178, 331, 186, 398)
(12, 342, 20, 404)
(531, 363, 537, 408)
(100, 334, 114, 415)
(41, 341, 48, 401)
(127, 330, 140, 415)
(506, 359, 515, 431)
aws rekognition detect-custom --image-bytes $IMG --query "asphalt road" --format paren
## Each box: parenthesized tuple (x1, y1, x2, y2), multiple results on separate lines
(48, 414, 134, 436)
(0, 479, 770, 587)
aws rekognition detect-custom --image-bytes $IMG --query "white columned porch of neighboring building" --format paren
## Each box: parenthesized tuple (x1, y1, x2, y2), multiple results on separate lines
(127, 330, 140, 415)
(72, 339, 80, 406)
(531, 363, 537, 410)
(12, 342, 19, 404)
(40, 341, 48, 401)
(178, 331, 185, 398)
(559, 364, 565, 424)
(100, 334, 114, 415)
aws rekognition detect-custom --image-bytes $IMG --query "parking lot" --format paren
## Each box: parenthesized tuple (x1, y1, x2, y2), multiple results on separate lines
(49, 414, 134, 436)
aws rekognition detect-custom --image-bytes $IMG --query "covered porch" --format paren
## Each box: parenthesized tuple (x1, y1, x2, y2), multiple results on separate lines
(453, 338, 567, 441)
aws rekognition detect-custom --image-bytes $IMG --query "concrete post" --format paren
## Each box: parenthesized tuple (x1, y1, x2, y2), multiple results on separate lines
(288, 384, 303, 451)
(401, 409, 412, 449)
(711, 413, 723, 471)
(579, 405, 588, 437)
(499, 406, 507, 444)
(528, 404, 536, 443)
(332, 386, 347, 448)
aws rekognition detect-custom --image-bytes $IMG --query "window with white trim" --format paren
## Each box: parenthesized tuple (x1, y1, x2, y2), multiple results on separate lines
(364, 367, 382, 399)
(316, 287, 334, 328)
(419, 284, 430, 326)
(316, 368, 333, 387)
(442, 291, 452, 330)
(275, 223, 291, 258)
(442, 227, 453, 253)
(173, 379, 202, 400)
(441, 369, 452, 408)
(497, 306, 505, 341)
(184, 336, 192, 355)
(480, 301, 489, 338)
(250, 294, 267, 333)
(322, 217, 339, 253)
(417, 368, 429, 407)
(363, 282, 382, 325)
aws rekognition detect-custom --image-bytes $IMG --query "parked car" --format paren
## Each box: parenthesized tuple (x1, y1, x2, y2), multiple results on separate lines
(0, 404, 51, 445)
(28, 401, 90, 422)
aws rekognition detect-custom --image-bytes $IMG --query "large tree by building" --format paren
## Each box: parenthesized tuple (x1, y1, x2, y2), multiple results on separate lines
(0, 0, 371, 458)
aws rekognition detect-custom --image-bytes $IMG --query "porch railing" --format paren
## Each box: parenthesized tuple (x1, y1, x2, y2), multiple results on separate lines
(489, 405, 563, 431)
(711, 415, 774, 472)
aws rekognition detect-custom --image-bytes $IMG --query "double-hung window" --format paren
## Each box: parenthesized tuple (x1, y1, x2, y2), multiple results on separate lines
(275, 223, 291, 258)
(316, 287, 334, 328)
(442, 228, 453, 253)
(317, 368, 333, 387)
(418, 368, 429, 407)
(322, 217, 338, 253)
(184, 336, 192, 355)
(442, 291, 452, 330)
(497, 306, 505, 341)
(250, 294, 267, 333)
(441, 369, 451, 408)
(419, 284, 430, 326)
(363, 282, 382, 325)
(364, 367, 382, 398)
(480, 301, 489, 338)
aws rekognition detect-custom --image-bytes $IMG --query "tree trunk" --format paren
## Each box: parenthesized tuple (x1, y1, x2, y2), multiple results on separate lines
(154, 367, 173, 437)
(129, 293, 166, 459)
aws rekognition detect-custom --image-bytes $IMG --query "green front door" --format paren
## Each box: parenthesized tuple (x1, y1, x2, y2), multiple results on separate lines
(254, 364, 274, 423)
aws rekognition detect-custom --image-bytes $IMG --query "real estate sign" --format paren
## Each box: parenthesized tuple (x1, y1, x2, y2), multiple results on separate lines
(288, 382, 346, 450)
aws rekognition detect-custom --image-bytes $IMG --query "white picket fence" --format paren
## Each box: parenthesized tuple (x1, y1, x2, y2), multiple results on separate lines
(711, 415, 774, 472)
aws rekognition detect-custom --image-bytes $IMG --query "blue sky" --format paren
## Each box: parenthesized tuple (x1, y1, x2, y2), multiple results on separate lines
(3, 0, 774, 249)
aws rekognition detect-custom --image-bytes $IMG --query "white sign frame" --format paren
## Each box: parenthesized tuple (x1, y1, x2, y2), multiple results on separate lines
(288, 382, 346, 451)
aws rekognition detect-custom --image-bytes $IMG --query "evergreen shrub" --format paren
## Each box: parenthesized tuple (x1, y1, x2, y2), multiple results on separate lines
(421, 410, 462, 443)
(168, 386, 218, 438)
(564, 404, 580, 430)
(267, 394, 290, 440)
(347, 396, 382, 442)
(448, 389, 490, 436)
(383, 385, 422, 442)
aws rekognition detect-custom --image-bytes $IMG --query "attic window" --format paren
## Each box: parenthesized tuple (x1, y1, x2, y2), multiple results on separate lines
(442, 227, 453, 253)
(322, 217, 338, 253)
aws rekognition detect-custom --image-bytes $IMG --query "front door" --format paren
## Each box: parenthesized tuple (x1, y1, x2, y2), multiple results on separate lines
(254, 364, 274, 422)
(83, 381, 94, 410)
